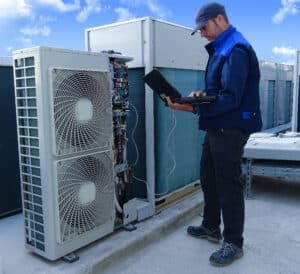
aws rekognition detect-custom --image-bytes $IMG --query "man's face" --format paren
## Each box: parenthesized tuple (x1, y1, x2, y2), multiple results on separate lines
(198, 17, 223, 42)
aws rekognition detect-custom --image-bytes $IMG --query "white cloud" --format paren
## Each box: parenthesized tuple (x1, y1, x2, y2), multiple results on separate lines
(272, 46, 297, 56)
(36, 0, 80, 12)
(281, 59, 296, 65)
(76, 0, 102, 22)
(0, 0, 32, 19)
(114, 7, 135, 22)
(18, 37, 33, 44)
(119, 0, 170, 19)
(272, 0, 300, 24)
(39, 15, 57, 23)
(272, 46, 297, 64)
(20, 25, 51, 36)
(120, 0, 142, 6)
(146, 0, 170, 18)
(0, 1, 81, 20)
(6, 46, 14, 53)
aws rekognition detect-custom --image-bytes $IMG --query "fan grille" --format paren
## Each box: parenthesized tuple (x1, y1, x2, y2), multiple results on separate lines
(52, 69, 112, 156)
(57, 152, 114, 243)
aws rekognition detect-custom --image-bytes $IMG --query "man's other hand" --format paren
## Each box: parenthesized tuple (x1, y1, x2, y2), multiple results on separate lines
(165, 96, 174, 107)
(165, 96, 194, 113)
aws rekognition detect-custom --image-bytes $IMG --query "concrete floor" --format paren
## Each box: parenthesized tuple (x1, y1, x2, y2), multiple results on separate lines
(0, 191, 203, 274)
(102, 180, 300, 274)
(1, 180, 299, 274)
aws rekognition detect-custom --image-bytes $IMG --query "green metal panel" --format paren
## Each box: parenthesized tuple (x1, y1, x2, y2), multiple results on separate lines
(0, 66, 21, 218)
(154, 68, 206, 198)
(127, 68, 147, 198)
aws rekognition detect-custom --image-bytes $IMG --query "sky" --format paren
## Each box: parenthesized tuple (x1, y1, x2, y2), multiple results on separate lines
(0, 0, 299, 64)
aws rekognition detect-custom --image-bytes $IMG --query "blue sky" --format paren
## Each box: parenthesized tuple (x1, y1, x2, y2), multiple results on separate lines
(0, 0, 299, 64)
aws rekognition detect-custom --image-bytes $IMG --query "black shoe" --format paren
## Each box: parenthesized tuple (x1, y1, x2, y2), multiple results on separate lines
(209, 242, 243, 267)
(187, 225, 222, 243)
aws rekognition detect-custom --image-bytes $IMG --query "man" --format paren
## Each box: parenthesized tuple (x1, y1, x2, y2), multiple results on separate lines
(166, 2, 262, 267)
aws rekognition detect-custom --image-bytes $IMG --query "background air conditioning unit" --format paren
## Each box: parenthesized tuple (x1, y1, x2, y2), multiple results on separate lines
(13, 47, 115, 260)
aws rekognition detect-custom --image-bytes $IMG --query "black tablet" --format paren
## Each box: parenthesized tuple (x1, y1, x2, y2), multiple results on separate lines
(144, 69, 216, 106)
(143, 69, 181, 102)
(173, 96, 216, 105)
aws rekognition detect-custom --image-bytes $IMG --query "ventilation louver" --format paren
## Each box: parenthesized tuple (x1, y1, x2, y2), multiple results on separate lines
(57, 152, 114, 243)
(52, 69, 112, 156)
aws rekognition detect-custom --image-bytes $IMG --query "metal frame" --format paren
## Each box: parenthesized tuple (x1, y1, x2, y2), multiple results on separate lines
(242, 159, 300, 199)
(243, 50, 300, 196)
(292, 51, 300, 131)
(244, 159, 253, 199)
(143, 19, 156, 217)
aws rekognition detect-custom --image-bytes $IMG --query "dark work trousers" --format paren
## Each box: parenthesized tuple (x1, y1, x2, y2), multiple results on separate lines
(200, 128, 249, 248)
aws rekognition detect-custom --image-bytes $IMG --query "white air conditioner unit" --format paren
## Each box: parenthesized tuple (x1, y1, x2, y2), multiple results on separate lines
(13, 47, 115, 260)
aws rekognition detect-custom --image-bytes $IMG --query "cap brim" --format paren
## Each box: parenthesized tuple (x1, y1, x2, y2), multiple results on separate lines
(190, 20, 207, 36)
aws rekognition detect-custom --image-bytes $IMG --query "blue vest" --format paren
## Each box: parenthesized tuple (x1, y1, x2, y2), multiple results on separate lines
(198, 26, 262, 134)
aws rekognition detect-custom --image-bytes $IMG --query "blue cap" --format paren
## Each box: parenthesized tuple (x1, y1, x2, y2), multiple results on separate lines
(191, 2, 226, 35)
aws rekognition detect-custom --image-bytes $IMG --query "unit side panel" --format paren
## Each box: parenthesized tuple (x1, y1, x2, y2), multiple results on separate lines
(154, 68, 205, 197)
(259, 62, 277, 80)
(87, 22, 144, 68)
(154, 21, 208, 71)
(14, 53, 47, 253)
(39, 47, 110, 72)
(0, 66, 21, 217)
(127, 68, 147, 198)
(277, 64, 293, 81)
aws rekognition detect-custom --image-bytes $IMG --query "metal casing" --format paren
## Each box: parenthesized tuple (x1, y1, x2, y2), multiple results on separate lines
(13, 47, 115, 260)
(259, 61, 293, 130)
(85, 17, 208, 70)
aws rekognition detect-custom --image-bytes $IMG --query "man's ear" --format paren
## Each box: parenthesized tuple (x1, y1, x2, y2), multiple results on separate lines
(217, 14, 229, 29)
(217, 14, 223, 23)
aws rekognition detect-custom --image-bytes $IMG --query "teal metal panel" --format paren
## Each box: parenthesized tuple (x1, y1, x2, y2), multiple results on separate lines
(0, 66, 21, 218)
(127, 68, 147, 198)
(154, 68, 206, 198)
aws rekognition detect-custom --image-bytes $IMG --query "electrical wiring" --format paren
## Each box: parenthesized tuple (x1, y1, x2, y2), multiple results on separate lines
(129, 103, 151, 195)
(155, 109, 177, 198)
(130, 103, 178, 199)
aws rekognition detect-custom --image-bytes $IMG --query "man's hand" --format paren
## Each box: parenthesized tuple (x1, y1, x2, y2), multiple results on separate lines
(165, 96, 195, 113)
(165, 96, 179, 109)
(188, 91, 207, 97)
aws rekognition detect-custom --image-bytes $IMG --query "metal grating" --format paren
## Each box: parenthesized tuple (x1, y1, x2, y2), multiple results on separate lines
(52, 69, 113, 156)
(57, 152, 114, 243)
(14, 57, 45, 252)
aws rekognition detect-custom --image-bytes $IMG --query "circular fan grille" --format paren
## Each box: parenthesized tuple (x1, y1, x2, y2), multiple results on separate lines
(57, 153, 114, 242)
(53, 69, 112, 155)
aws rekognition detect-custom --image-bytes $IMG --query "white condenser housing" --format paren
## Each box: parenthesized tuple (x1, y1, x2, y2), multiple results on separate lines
(13, 47, 115, 260)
